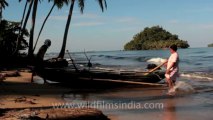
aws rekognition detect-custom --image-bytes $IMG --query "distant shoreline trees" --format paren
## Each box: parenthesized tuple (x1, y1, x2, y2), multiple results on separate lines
(124, 26, 190, 50)
(208, 43, 213, 47)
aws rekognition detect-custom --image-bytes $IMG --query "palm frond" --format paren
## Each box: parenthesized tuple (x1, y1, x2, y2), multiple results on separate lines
(96, 0, 107, 12)
(0, 0, 9, 9)
(104, 0, 107, 9)
(56, 0, 69, 9)
(78, 0, 84, 14)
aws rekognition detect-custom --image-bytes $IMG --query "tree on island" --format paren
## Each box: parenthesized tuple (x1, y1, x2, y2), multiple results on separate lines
(124, 26, 189, 50)
(208, 43, 213, 47)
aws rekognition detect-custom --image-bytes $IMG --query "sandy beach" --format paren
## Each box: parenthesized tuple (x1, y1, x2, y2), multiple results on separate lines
(1, 68, 213, 120)
(0, 70, 109, 120)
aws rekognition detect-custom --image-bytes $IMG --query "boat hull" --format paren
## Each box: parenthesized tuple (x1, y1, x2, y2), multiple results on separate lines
(36, 68, 165, 85)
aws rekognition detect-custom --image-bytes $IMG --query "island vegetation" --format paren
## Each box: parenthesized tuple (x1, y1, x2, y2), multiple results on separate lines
(124, 26, 190, 50)
(208, 43, 213, 47)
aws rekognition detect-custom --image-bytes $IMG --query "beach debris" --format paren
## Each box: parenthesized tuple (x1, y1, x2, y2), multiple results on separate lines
(0, 73, 6, 81)
(0, 71, 20, 81)
(14, 96, 37, 105)
(0, 108, 110, 120)
(4, 71, 21, 77)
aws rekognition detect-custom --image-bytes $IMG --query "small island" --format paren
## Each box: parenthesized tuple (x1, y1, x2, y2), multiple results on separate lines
(208, 43, 213, 47)
(124, 26, 190, 50)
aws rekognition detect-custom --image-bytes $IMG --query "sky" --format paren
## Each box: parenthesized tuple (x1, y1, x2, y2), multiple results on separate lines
(3, 0, 213, 52)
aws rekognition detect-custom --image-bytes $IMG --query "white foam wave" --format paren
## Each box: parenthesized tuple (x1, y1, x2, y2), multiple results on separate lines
(66, 58, 71, 61)
(169, 81, 195, 95)
(147, 58, 167, 65)
(180, 73, 213, 81)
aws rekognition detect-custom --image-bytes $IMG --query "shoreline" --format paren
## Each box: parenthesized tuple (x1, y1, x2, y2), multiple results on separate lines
(1, 67, 212, 120)
(0, 70, 110, 120)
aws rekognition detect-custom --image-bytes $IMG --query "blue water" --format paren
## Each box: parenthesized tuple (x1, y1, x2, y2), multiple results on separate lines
(46, 47, 213, 120)
(52, 47, 212, 79)
(69, 47, 213, 72)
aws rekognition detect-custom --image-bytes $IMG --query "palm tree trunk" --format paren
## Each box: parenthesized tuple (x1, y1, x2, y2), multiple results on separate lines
(28, 0, 38, 58)
(58, 0, 75, 58)
(15, 0, 33, 54)
(33, 3, 56, 53)
(19, 0, 28, 34)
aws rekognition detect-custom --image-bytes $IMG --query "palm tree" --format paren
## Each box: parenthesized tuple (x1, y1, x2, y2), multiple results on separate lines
(0, 0, 9, 23)
(15, 0, 33, 55)
(58, 0, 107, 58)
(18, 0, 31, 34)
(28, 0, 39, 58)
(33, 0, 69, 53)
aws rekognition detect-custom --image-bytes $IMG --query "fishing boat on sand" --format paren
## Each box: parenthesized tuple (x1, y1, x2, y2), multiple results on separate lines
(35, 61, 165, 86)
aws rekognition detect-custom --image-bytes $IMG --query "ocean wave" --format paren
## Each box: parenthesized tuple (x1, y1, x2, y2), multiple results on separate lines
(203, 56, 213, 58)
(192, 51, 207, 54)
(94, 55, 147, 62)
(194, 63, 203, 65)
(180, 73, 213, 81)
(97, 55, 128, 60)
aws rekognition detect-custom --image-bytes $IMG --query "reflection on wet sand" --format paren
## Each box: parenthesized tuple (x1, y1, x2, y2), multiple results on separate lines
(163, 98, 177, 120)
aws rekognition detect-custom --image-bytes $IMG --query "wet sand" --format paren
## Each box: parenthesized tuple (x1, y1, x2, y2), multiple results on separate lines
(0, 71, 69, 109)
(61, 78, 213, 120)
(0, 71, 109, 120)
(1, 70, 212, 120)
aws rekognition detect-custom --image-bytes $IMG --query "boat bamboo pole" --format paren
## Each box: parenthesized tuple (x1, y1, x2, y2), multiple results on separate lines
(81, 78, 164, 86)
(144, 61, 167, 75)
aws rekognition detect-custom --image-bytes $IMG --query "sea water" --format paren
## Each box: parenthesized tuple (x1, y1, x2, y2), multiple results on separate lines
(45, 47, 213, 120)
(47, 47, 213, 80)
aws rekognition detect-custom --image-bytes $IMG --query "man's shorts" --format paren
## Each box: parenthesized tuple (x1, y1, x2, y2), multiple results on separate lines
(165, 68, 179, 83)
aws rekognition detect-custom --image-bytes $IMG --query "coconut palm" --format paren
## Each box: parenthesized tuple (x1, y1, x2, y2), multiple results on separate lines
(33, 0, 69, 53)
(28, 0, 39, 58)
(18, 0, 31, 34)
(15, 0, 33, 55)
(58, 0, 107, 58)
(0, 0, 9, 23)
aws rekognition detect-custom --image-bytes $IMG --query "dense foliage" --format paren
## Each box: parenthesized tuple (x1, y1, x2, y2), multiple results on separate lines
(0, 20, 28, 57)
(124, 26, 189, 50)
(208, 43, 213, 47)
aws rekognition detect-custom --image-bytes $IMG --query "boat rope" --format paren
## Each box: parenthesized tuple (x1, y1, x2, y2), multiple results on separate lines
(66, 50, 79, 72)
(84, 49, 92, 71)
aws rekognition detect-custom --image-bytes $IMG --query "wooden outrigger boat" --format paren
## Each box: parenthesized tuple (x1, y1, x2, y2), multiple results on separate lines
(36, 66, 165, 86)
(33, 49, 166, 87)
(33, 56, 166, 87)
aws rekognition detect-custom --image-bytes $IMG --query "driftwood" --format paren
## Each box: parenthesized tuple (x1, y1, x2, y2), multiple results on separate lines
(0, 74, 5, 82)
(1, 71, 20, 77)
(14, 96, 37, 105)
(0, 71, 20, 82)
(0, 108, 109, 120)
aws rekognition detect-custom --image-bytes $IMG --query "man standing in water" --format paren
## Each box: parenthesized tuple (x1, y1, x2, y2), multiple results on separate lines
(165, 44, 179, 95)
